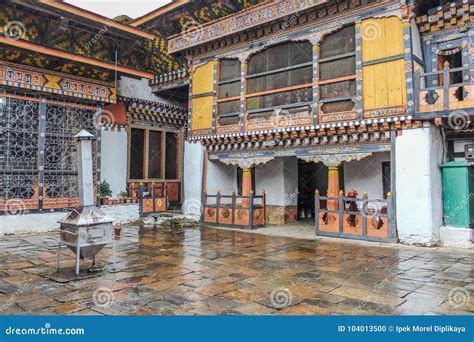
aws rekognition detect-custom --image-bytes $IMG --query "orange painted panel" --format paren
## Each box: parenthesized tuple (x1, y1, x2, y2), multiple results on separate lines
(366, 216, 389, 238)
(318, 213, 339, 233)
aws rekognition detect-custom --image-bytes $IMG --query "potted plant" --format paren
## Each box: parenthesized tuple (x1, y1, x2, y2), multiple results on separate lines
(119, 191, 129, 204)
(100, 181, 112, 205)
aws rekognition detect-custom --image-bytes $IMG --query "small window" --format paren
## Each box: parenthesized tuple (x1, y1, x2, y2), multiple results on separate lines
(129, 128, 181, 181)
(148, 131, 162, 179)
(130, 128, 145, 179)
(438, 49, 465, 101)
(246, 41, 313, 111)
(217, 59, 241, 124)
(319, 25, 356, 114)
(165, 132, 178, 180)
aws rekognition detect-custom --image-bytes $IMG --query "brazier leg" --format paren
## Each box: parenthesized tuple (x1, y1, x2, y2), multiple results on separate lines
(113, 238, 116, 271)
(57, 240, 61, 272)
(75, 246, 81, 276)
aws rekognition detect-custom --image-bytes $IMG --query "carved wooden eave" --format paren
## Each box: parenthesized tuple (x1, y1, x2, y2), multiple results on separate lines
(298, 152, 373, 167)
(194, 116, 422, 150)
(415, 2, 474, 34)
(170, 0, 401, 59)
(220, 156, 275, 169)
(120, 96, 188, 127)
(168, 0, 330, 54)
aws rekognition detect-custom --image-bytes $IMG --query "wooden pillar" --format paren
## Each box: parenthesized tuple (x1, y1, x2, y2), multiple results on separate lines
(242, 167, 252, 207)
(327, 166, 340, 210)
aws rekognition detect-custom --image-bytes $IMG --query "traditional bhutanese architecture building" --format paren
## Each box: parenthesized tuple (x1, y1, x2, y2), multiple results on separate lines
(0, 0, 264, 225)
(0, 0, 187, 216)
(170, 0, 473, 246)
(122, 0, 264, 209)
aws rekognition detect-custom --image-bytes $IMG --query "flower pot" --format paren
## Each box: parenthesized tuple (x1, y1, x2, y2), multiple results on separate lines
(100, 198, 109, 205)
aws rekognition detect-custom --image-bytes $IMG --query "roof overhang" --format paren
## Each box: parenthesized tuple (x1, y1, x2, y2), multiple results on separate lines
(0, 37, 154, 79)
(37, 0, 155, 40)
(167, 0, 329, 54)
(130, 0, 190, 27)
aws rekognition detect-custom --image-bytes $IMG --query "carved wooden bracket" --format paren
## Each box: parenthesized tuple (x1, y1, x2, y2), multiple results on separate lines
(298, 153, 373, 167)
(220, 156, 275, 169)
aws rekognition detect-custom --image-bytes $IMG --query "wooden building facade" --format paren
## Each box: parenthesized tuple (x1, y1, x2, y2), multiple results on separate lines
(171, 0, 473, 244)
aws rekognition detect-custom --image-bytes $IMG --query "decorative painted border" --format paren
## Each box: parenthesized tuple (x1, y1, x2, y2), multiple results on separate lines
(0, 62, 116, 103)
(168, 0, 328, 53)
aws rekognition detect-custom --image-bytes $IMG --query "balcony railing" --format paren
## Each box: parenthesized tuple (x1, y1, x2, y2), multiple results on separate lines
(315, 191, 397, 243)
(201, 191, 266, 229)
(416, 66, 473, 114)
(149, 68, 189, 89)
(138, 185, 168, 215)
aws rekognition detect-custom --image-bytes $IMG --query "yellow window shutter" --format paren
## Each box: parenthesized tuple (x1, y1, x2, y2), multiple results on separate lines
(191, 96, 213, 131)
(361, 17, 406, 111)
(191, 61, 217, 135)
(192, 61, 216, 96)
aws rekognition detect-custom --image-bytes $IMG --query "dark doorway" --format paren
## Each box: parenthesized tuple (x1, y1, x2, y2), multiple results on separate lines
(237, 167, 255, 196)
(382, 161, 391, 199)
(298, 161, 345, 221)
(438, 49, 465, 101)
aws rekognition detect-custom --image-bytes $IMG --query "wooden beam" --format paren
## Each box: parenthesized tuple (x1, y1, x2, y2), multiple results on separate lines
(38, 0, 155, 40)
(131, 0, 190, 27)
(0, 37, 154, 79)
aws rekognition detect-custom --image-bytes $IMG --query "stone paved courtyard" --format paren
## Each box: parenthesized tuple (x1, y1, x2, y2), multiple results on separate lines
(0, 225, 472, 316)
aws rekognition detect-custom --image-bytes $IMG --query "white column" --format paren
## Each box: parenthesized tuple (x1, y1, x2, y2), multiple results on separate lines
(395, 122, 443, 245)
(183, 142, 205, 217)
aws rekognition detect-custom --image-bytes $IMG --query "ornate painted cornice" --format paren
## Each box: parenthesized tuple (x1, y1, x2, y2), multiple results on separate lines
(193, 115, 419, 147)
(298, 153, 372, 167)
(0, 61, 116, 103)
(415, 2, 473, 33)
(168, 0, 329, 53)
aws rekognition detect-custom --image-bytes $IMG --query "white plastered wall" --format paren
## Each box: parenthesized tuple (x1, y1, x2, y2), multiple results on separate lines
(100, 129, 128, 197)
(255, 157, 298, 206)
(396, 123, 444, 245)
(344, 152, 391, 204)
(205, 159, 237, 195)
(119, 76, 178, 105)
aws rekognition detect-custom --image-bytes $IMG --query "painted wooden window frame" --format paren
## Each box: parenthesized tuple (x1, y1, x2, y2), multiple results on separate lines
(317, 24, 357, 114)
(127, 125, 182, 183)
(244, 41, 314, 113)
(216, 58, 241, 125)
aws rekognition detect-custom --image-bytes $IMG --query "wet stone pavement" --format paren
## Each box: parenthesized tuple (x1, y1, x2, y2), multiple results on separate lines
(0, 225, 472, 316)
